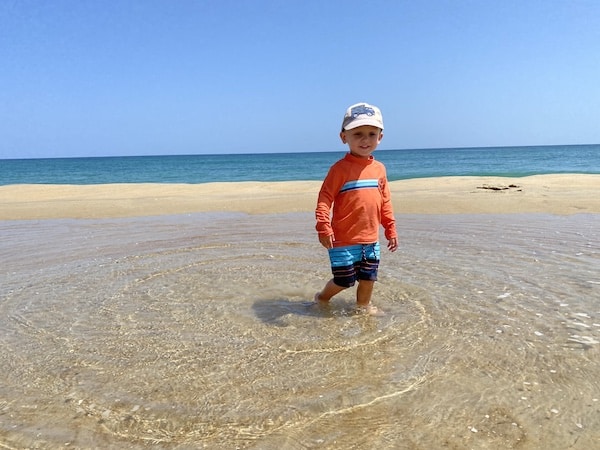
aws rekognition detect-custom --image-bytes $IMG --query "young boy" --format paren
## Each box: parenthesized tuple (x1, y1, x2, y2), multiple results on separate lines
(315, 102, 398, 314)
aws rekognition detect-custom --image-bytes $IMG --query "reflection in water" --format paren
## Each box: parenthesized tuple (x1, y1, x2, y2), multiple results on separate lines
(0, 213, 598, 448)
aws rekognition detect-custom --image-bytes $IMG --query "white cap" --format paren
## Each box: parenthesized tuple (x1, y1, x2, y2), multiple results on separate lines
(341, 102, 384, 131)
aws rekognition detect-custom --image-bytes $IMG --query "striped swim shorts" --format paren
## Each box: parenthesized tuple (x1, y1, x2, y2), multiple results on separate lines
(328, 242, 380, 288)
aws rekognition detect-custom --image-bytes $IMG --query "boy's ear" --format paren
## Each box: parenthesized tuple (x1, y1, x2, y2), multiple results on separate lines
(339, 131, 347, 144)
(378, 131, 384, 143)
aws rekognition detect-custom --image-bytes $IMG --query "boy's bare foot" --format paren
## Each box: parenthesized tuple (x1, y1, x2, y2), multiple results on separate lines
(355, 304, 384, 316)
(314, 292, 330, 303)
(309, 292, 332, 314)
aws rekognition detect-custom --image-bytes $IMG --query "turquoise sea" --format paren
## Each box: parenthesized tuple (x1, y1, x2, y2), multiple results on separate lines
(1, 144, 599, 185)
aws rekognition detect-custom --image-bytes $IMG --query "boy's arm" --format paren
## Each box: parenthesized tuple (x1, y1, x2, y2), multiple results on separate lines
(380, 174, 398, 250)
(315, 188, 334, 242)
(315, 168, 340, 246)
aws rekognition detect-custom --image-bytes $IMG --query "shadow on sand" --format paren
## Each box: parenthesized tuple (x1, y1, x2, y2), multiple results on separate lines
(252, 298, 360, 326)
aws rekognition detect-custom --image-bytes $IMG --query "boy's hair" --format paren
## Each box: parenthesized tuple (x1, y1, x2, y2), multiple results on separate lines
(341, 102, 384, 131)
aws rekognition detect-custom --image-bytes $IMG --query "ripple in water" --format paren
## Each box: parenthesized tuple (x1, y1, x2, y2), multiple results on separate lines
(0, 213, 598, 448)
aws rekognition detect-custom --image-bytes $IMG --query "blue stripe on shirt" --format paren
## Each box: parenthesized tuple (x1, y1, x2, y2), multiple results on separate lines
(339, 179, 379, 193)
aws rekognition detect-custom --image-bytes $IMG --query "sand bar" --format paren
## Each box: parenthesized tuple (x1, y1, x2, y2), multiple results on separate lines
(0, 174, 598, 220)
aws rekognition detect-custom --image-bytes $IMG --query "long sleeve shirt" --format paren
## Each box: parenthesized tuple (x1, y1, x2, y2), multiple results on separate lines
(315, 152, 397, 247)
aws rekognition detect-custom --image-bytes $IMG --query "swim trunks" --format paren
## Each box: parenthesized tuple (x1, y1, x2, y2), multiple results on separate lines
(328, 242, 380, 288)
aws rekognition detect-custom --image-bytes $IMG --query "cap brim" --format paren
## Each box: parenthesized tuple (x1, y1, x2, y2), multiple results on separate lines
(343, 117, 384, 131)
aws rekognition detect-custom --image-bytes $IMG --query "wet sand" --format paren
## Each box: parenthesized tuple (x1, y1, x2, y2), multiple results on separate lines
(0, 174, 599, 219)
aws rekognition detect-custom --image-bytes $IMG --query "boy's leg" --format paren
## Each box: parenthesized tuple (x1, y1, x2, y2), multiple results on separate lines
(315, 279, 346, 302)
(356, 279, 375, 307)
(318, 245, 356, 302)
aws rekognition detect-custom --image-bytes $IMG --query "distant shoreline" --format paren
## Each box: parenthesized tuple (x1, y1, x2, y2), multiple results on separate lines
(1, 174, 598, 220)
(2, 142, 598, 161)
(2, 145, 599, 186)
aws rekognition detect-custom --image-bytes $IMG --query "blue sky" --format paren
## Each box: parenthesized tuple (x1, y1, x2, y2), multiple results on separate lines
(1, 0, 599, 158)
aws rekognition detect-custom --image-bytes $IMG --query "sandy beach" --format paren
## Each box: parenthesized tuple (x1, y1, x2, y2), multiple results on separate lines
(0, 174, 599, 220)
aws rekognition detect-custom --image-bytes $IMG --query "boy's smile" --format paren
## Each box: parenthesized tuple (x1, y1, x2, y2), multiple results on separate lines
(340, 125, 383, 159)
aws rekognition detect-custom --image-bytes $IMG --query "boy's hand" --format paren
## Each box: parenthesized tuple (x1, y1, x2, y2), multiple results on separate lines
(319, 234, 334, 249)
(387, 237, 398, 252)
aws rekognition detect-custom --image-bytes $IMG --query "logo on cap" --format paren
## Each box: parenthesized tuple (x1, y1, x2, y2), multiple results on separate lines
(350, 105, 375, 118)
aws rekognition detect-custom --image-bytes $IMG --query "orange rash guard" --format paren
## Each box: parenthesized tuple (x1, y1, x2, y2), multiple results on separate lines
(315, 152, 397, 247)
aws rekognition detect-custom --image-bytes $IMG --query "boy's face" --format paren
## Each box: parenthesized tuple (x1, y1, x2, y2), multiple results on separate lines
(340, 125, 383, 159)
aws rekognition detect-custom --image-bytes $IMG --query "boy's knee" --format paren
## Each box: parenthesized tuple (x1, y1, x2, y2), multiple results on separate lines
(332, 276, 355, 288)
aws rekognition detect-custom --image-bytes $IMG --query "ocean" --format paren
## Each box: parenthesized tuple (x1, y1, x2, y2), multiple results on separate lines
(1, 144, 599, 185)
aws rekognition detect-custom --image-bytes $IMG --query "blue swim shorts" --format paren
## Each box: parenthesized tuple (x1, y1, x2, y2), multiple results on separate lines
(328, 242, 380, 288)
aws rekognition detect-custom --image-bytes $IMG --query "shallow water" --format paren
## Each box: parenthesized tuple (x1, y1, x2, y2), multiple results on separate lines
(1, 213, 598, 449)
